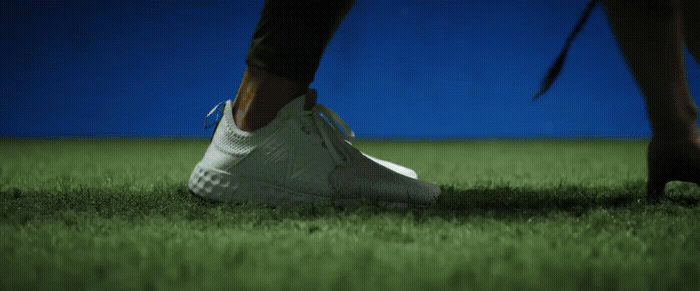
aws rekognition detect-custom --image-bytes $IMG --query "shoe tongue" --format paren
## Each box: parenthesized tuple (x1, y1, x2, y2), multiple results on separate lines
(276, 89, 317, 118)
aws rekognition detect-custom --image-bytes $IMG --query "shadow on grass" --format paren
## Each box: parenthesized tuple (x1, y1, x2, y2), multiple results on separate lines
(434, 183, 698, 216)
(1, 182, 699, 223)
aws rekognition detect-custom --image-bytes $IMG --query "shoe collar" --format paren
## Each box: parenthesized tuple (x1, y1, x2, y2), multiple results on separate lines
(275, 89, 317, 120)
(276, 89, 358, 165)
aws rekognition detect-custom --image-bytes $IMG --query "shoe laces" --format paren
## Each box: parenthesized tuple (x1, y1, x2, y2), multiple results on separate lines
(301, 104, 356, 165)
(203, 99, 356, 165)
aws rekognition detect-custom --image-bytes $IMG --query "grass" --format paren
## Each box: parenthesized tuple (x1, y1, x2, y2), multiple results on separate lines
(1, 139, 699, 290)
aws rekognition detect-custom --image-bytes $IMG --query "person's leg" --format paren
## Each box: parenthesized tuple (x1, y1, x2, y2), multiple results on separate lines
(602, 0, 700, 199)
(233, 0, 354, 131)
(188, 0, 440, 207)
(603, 0, 695, 140)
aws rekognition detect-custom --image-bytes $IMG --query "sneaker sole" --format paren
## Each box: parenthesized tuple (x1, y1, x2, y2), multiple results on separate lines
(188, 163, 420, 208)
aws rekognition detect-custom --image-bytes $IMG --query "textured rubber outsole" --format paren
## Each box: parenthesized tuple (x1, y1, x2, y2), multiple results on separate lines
(188, 164, 334, 205)
(188, 164, 421, 208)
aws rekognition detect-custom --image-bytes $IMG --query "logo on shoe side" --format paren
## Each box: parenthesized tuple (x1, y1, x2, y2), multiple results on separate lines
(259, 135, 331, 194)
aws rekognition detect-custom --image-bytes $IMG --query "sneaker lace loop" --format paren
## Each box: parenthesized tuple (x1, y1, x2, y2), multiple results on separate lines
(204, 101, 226, 129)
(310, 105, 356, 165)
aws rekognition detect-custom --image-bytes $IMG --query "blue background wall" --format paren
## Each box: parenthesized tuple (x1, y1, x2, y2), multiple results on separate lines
(2, 0, 699, 138)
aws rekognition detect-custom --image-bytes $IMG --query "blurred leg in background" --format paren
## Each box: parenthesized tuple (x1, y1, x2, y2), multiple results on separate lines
(603, 0, 700, 199)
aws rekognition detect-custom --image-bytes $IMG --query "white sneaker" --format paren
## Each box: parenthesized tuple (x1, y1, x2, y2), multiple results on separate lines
(188, 90, 440, 207)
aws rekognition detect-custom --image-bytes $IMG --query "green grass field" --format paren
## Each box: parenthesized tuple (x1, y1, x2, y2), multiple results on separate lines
(1, 139, 699, 290)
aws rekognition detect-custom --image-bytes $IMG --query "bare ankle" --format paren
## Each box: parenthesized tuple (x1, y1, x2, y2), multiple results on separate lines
(233, 66, 308, 131)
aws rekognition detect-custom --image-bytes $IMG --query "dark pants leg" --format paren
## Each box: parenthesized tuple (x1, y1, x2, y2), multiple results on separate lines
(246, 0, 355, 84)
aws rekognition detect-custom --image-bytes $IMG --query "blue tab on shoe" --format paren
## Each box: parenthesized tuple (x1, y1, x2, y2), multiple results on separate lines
(204, 101, 226, 129)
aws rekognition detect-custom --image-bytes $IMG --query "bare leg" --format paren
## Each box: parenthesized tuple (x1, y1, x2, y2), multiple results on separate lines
(232, 0, 354, 131)
(603, 0, 700, 199)
(603, 0, 696, 140)
(232, 66, 308, 131)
